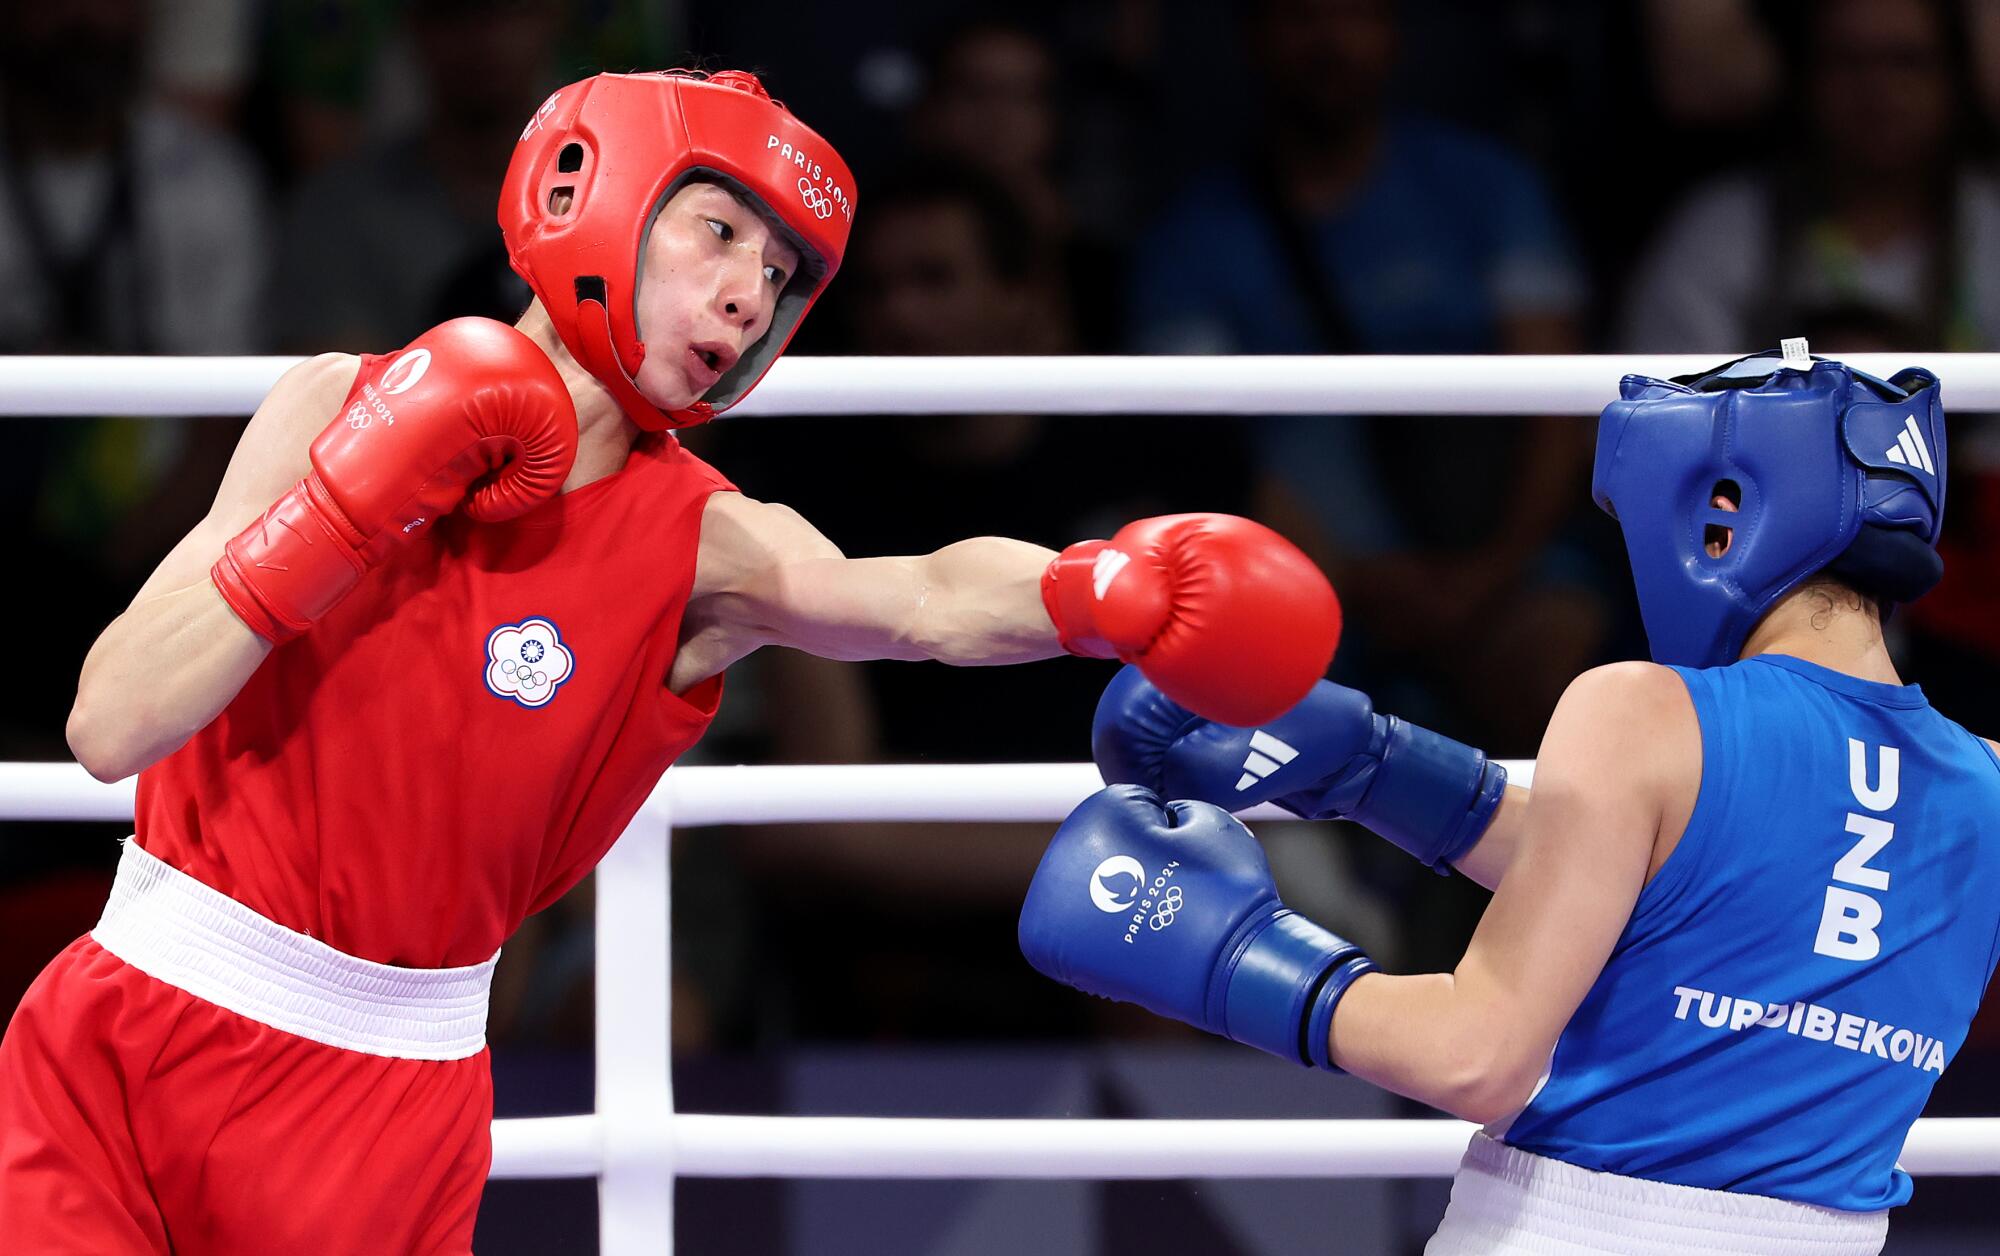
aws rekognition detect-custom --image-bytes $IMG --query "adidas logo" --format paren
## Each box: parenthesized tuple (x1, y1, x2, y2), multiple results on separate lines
(1092, 549, 1131, 600)
(1884, 414, 1936, 475)
(1235, 730, 1300, 791)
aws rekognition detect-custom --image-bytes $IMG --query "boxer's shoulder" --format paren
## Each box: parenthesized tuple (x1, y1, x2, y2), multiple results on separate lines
(688, 490, 841, 599)
(248, 353, 363, 449)
(198, 354, 364, 537)
(1542, 662, 1700, 829)
(272, 352, 363, 410)
(1553, 662, 1691, 737)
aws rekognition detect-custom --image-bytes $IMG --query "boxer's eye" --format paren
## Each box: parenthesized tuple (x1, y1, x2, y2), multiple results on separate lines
(706, 218, 733, 242)
(764, 264, 788, 287)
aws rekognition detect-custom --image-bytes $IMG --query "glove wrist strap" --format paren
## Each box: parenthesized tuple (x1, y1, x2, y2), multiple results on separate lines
(1215, 908, 1370, 1068)
(1334, 719, 1507, 876)
(1041, 543, 1119, 659)
(1306, 954, 1378, 1072)
(211, 480, 370, 645)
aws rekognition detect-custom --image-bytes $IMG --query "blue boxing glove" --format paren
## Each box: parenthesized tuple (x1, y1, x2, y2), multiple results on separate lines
(1019, 784, 1374, 1069)
(1092, 665, 1505, 874)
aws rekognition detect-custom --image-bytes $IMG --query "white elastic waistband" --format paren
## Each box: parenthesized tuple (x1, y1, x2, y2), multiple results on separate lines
(91, 839, 495, 1061)
(1424, 1134, 1887, 1256)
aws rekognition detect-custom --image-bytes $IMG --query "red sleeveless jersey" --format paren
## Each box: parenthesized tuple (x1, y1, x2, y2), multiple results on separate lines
(135, 355, 735, 967)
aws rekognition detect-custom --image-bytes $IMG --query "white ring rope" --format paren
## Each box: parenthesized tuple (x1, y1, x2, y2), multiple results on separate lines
(4, 352, 1999, 417)
(486, 1113, 2000, 1180)
(0, 760, 1537, 824)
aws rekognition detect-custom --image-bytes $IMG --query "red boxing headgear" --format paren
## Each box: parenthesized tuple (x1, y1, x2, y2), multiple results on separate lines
(498, 70, 854, 430)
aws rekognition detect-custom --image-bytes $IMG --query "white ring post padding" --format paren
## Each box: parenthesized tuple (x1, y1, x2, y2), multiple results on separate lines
(3, 353, 1996, 416)
(593, 802, 676, 1254)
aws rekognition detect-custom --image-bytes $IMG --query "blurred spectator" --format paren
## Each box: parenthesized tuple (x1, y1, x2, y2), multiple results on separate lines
(1641, 0, 1782, 129)
(1127, 0, 1601, 757)
(0, 0, 266, 353)
(710, 164, 1272, 1041)
(147, 0, 258, 130)
(265, 0, 563, 351)
(259, 0, 678, 182)
(1623, 0, 1998, 352)
(912, 19, 1065, 239)
(825, 163, 1054, 357)
(906, 15, 1129, 348)
(0, 0, 265, 674)
(261, 0, 406, 177)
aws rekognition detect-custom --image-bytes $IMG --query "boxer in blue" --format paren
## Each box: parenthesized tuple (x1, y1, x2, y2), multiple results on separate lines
(1020, 347, 2000, 1253)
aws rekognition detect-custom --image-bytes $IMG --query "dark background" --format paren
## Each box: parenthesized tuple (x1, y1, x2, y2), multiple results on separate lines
(3, 1, 1997, 1250)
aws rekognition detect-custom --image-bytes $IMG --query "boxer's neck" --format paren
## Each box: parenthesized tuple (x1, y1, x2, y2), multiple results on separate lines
(1740, 582, 1904, 686)
(515, 301, 644, 493)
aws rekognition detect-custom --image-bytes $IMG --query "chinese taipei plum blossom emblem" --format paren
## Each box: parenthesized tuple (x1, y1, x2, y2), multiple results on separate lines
(484, 617, 574, 708)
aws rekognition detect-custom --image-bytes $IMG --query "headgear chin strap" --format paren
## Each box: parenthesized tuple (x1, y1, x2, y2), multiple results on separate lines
(498, 70, 855, 431)
(1592, 345, 1947, 669)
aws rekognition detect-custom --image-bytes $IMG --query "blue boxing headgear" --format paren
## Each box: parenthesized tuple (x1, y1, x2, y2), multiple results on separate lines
(1592, 348, 1946, 669)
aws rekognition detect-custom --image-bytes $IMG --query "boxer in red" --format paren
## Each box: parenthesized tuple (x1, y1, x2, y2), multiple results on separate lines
(0, 71, 1337, 1254)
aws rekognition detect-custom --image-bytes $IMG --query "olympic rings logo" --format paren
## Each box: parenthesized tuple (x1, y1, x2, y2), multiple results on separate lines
(1148, 885, 1184, 931)
(797, 176, 835, 221)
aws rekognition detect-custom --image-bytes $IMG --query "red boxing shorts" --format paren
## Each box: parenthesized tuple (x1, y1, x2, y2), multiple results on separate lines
(0, 841, 498, 1254)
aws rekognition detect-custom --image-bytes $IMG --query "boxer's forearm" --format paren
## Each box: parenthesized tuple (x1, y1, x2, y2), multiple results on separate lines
(906, 536, 1064, 665)
(738, 536, 1063, 666)
(69, 579, 272, 781)
(1326, 971, 1544, 1125)
(692, 490, 1065, 668)
(1446, 783, 1530, 891)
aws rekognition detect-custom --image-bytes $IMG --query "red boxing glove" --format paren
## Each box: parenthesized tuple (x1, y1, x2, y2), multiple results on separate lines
(212, 318, 578, 643)
(1042, 514, 1341, 727)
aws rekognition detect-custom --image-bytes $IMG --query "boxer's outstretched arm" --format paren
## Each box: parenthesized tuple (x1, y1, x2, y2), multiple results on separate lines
(681, 492, 1335, 727)
(1326, 663, 1694, 1122)
(677, 491, 1060, 687)
(67, 355, 358, 781)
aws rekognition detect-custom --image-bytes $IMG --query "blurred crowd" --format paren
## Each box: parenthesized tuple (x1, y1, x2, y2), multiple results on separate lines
(6, 0, 2000, 1135)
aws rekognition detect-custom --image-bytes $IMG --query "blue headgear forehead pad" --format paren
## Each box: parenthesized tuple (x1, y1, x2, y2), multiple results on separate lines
(1591, 350, 1946, 669)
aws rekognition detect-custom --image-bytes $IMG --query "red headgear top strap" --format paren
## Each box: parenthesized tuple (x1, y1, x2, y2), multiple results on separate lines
(498, 70, 854, 430)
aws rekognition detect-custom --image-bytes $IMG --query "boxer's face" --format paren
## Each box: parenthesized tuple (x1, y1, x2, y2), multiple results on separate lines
(632, 181, 802, 409)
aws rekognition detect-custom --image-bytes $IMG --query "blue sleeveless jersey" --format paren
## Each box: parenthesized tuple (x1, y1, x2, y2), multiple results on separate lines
(1502, 654, 2000, 1211)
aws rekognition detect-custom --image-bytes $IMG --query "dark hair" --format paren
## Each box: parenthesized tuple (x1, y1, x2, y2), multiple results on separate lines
(1794, 572, 1884, 628)
(855, 160, 1038, 282)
